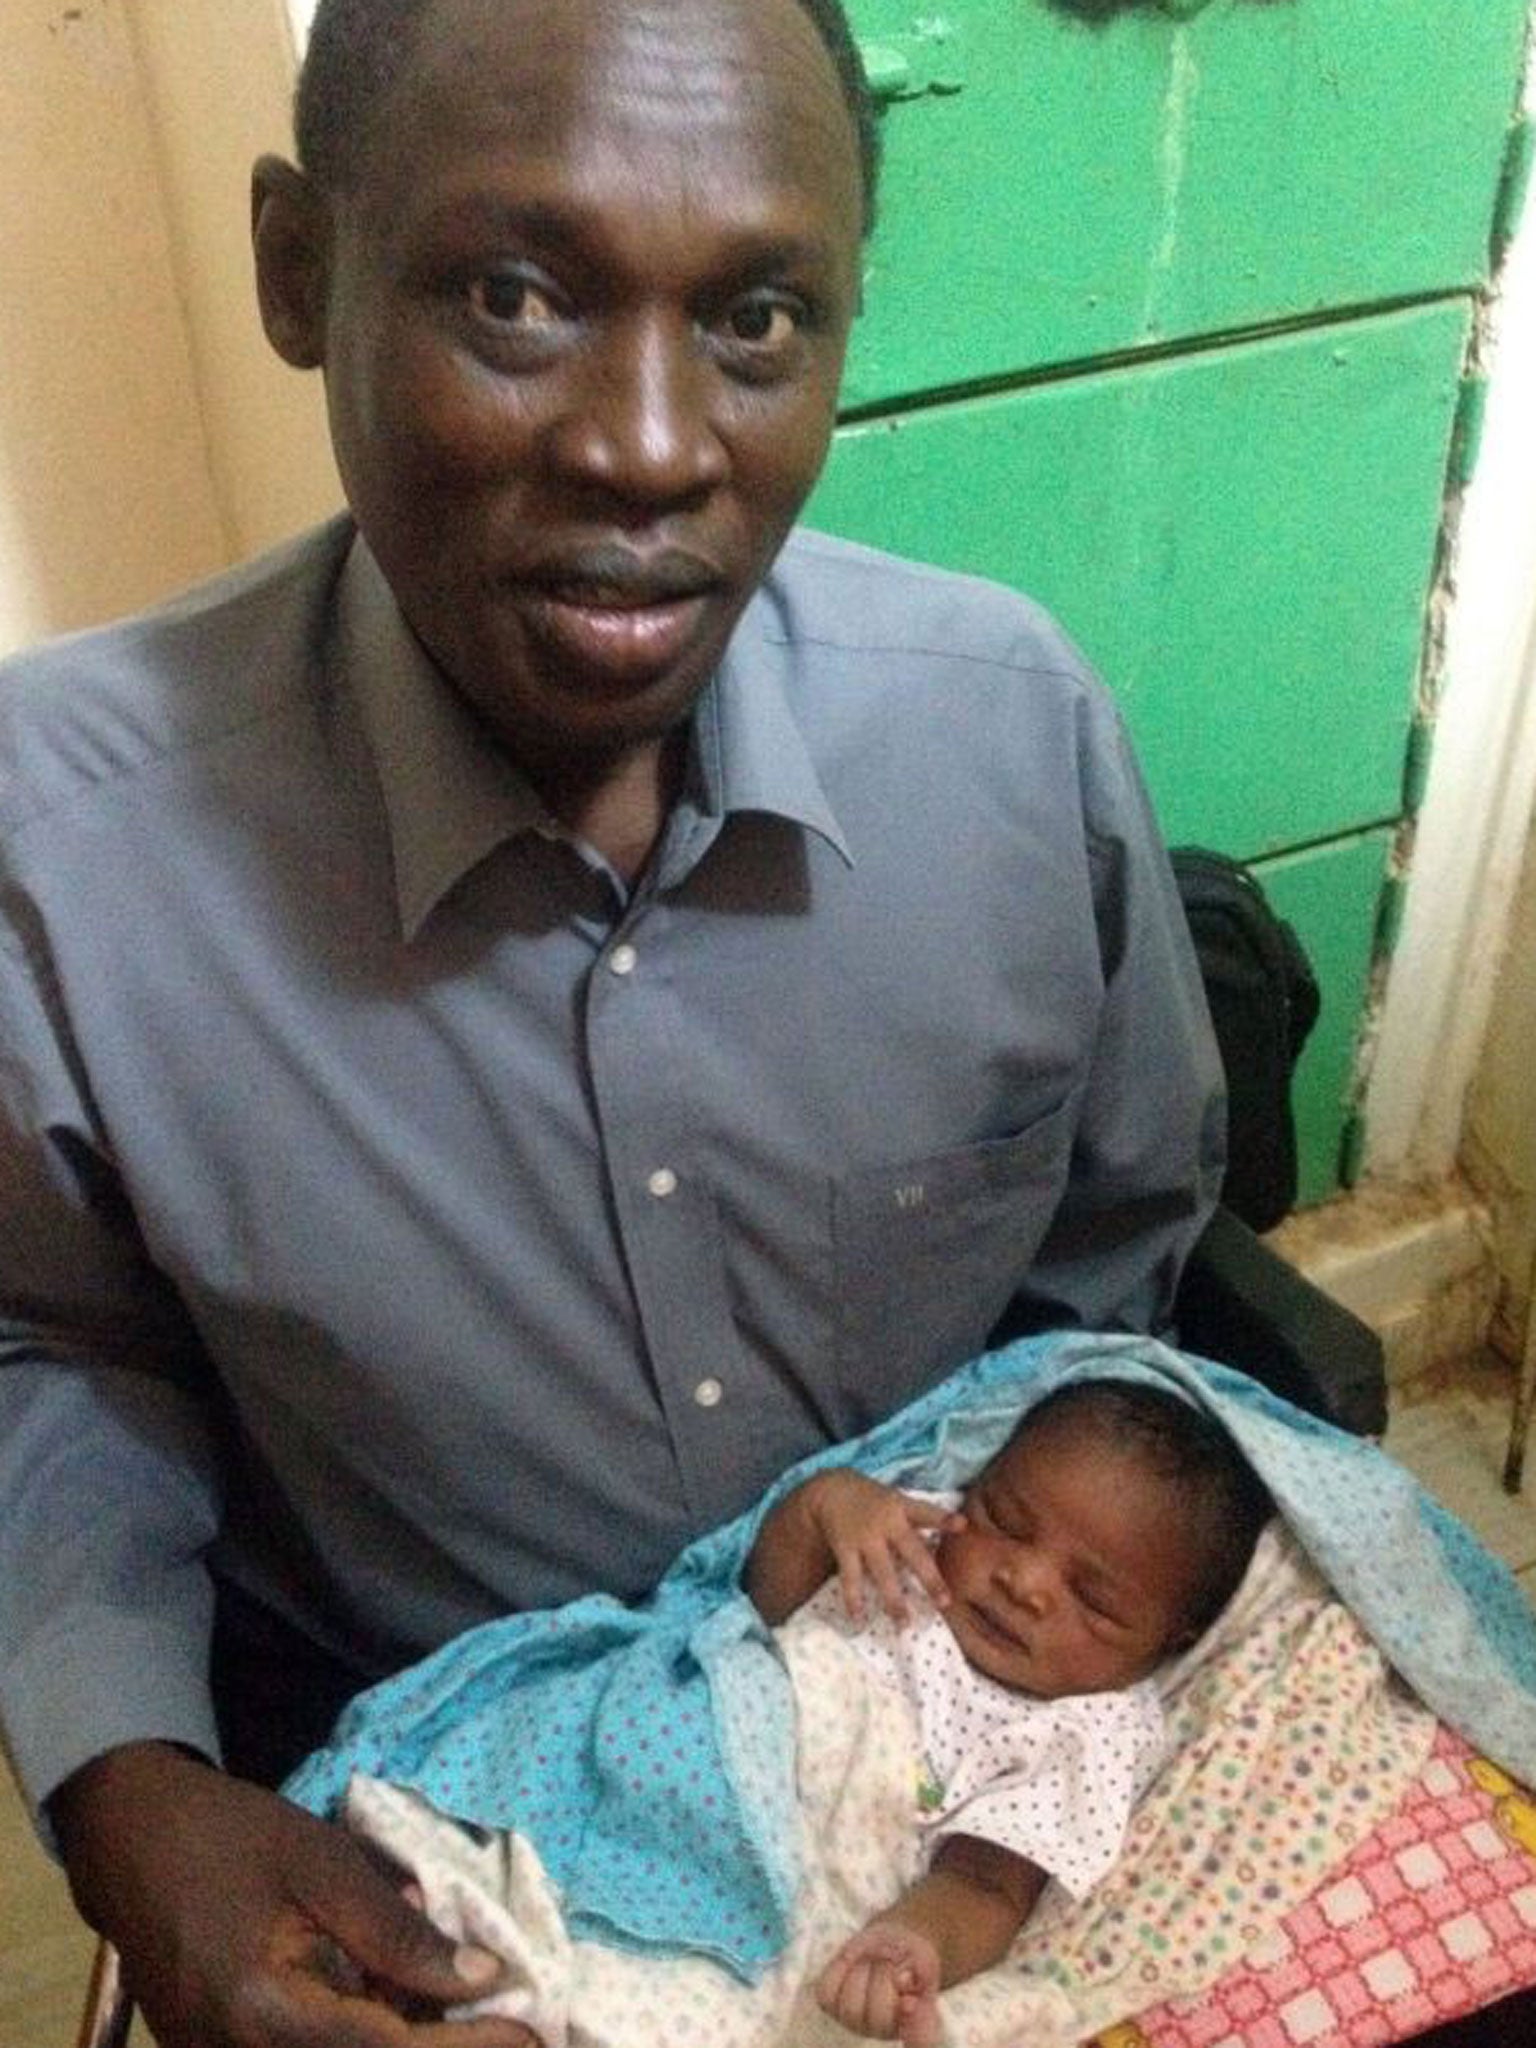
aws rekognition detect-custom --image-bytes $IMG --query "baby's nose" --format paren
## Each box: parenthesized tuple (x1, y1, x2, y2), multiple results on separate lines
(998, 1548, 1055, 1613)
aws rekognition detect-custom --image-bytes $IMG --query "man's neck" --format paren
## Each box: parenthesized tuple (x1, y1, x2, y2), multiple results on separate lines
(533, 729, 689, 886)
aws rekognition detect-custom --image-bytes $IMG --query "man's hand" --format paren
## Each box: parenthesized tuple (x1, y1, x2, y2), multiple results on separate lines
(800, 1470, 962, 1625)
(817, 1920, 944, 2047)
(53, 1741, 541, 2048)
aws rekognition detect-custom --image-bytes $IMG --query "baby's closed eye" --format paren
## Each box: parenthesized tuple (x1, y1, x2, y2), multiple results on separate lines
(1072, 1581, 1131, 1629)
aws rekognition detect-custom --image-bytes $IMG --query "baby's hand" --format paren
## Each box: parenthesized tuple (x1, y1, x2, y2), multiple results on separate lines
(801, 1471, 963, 1625)
(817, 1921, 943, 2046)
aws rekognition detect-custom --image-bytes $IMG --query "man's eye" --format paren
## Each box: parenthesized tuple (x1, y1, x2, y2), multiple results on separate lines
(469, 272, 564, 329)
(719, 296, 803, 350)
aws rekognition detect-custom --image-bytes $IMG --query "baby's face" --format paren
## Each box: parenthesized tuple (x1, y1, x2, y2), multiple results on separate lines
(934, 1419, 1199, 1699)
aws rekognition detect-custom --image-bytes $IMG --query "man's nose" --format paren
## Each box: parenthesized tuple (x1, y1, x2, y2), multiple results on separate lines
(547, 313, 729, 507)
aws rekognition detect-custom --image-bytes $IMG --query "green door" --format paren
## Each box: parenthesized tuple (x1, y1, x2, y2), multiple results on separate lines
(809, 0, 1531, 1204)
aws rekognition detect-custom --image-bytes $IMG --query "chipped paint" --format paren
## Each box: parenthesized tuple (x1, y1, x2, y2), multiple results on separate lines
(1143, 30, 1198, 339)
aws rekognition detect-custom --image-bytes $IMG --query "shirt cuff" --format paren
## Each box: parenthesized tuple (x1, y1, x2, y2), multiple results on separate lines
(4, 1608, 222, 1848)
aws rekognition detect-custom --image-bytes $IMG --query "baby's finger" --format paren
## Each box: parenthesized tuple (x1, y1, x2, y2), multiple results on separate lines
(899, 1495, 963, 1531)
(863, 1961, 907, 2038)
(899, 1985, 945, 2048)
(847, 1955, 900, 2038)
(836, 1552, 868, 1623)
(892, 1528, 953, 1609)
(816, 1949, 852, 2011)
(866, 1543, 912, 1624)
(819, 1953, 873, 2032)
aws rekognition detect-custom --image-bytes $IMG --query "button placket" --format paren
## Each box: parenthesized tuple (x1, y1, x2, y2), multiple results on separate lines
(584, 908, 744, 1518)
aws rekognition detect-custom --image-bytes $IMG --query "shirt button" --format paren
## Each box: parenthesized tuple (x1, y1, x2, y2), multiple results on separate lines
(693, 1378, 724, 1409)
(647, 1167, 678, 1198)
(608, 943, 638, 976)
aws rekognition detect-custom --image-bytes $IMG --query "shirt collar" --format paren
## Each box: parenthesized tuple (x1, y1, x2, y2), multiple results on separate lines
(707, 579, 852, 867)
(338, 536, 851, 941)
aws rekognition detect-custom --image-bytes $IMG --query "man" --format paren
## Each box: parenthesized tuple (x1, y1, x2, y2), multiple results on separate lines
(0, 0, 1222, 2042)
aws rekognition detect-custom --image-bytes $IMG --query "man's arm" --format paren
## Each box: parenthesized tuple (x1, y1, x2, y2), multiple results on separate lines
(0, 912, 230, 1812)
(0, 937, 534, 2048)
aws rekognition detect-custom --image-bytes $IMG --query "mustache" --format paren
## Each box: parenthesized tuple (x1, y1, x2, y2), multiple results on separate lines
(518, 544, 724, 605)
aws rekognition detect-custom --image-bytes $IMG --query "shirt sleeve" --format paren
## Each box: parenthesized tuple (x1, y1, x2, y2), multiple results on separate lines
(0, 916, 225, 1823)
(1002, 683, 1225, 1338)
(928, 1684, 1166, 1901)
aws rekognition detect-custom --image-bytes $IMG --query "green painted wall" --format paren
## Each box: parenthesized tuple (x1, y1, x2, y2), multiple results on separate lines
(842, 0, 1527, 407)
(809, 0, 1532, 1201)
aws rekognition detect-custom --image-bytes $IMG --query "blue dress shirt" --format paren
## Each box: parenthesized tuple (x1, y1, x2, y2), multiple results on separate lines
(0, 519, 1222, 1811)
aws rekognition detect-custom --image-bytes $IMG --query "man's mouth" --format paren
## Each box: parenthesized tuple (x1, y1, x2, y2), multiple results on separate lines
(516, 547, 726, 684)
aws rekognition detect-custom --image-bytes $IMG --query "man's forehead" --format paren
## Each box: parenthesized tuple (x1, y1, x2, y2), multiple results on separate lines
(381, 0, 846, 145)
(343, 0, 863, 255)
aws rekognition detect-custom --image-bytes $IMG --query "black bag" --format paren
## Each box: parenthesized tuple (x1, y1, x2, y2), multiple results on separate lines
(1171, 847, 1321, 1234)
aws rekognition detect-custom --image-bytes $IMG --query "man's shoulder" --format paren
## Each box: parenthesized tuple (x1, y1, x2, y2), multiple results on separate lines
(766, 527, 1096, 689)
(0, 518, 354, 838)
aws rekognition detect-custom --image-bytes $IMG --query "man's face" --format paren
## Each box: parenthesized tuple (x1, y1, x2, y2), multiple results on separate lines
(291, 0, 863, 777)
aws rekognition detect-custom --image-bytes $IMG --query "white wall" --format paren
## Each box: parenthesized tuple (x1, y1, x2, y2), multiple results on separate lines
(1364, 50, 1536, 1182)
(1463, 807, 1536, 1342)
(129, 0, 339, 559)
(0, 0, 229, 652)
(0, 0, 338, 660)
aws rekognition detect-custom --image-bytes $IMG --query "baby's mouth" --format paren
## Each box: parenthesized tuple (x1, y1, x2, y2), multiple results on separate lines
(968, 1603, 1027, 1654)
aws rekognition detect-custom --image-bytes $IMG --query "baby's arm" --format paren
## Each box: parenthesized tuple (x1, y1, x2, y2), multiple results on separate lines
(744, 1470, 961, 1627)
(817, 1835, 1047, 2046)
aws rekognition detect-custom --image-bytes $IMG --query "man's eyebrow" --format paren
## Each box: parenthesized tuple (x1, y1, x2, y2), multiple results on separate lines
(412, 196, 842, 273)
(712, 232, 847, 275)
(411, 196, 592, 248)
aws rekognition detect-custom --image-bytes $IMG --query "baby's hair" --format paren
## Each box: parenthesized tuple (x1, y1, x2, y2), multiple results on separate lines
(1014, 1380, 1273, 1641)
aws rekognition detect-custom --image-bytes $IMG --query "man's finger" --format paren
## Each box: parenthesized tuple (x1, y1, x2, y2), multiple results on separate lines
(389, 2019, 543, 2048)
(275, 1969, 541, 2048)
(305, 1847, 508, 2009)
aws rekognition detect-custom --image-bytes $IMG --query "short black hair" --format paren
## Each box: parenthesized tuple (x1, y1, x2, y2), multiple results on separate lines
(1017, 1380, 1274, 1641)
(294, 0, 881, 234)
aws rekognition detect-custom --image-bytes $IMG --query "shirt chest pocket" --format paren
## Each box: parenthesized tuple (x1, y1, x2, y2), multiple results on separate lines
(830, 1096, 1078, 1433)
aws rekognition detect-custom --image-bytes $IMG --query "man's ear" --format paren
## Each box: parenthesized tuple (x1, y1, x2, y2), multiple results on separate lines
(251, 155, 331, 369)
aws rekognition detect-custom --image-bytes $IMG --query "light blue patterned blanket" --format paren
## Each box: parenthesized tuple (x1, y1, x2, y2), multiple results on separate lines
(283, 1332, 1536, 1982)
